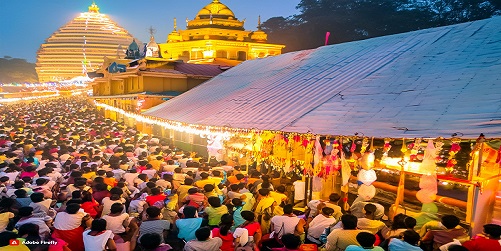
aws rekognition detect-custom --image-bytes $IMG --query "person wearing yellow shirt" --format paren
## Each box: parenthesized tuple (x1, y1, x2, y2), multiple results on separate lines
(149, 155, 164, 171)
(195, 173, 216, 188)
(177, 178, 195, 207)
(81, 167, 96, 180)
(270, 185, 288, 216)
(0, 232, 30, 251)
(195, 173, 223, 196)
(254, 188, 277, 234)
(210, 170, 223, 185)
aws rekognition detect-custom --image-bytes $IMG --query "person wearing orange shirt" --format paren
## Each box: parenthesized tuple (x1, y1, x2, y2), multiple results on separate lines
(227, 173, 245, 185)
(103, 171, 117, 187)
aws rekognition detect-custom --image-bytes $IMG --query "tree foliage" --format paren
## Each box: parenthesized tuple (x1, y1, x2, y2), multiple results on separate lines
(262, 0, 500, 52)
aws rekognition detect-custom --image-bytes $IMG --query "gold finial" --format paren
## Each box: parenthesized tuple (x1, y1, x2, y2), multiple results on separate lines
(257, 15, 262, 30)
(213, 0, 220, 3)
(173, 18, 177, 31)
(88, 1, 99, 13)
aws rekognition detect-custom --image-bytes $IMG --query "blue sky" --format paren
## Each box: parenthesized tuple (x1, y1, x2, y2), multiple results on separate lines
(0, 0, 300, 63)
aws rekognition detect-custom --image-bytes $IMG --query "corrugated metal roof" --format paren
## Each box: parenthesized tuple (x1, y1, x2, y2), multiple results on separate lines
(174, 63, 228, 77)
(143, 17, 501, 139)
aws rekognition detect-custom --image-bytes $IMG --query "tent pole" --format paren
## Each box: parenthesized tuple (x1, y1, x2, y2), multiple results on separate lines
(391, 163, 406, 220)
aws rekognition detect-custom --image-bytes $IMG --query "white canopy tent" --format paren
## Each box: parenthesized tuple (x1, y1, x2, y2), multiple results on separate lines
(144, 17, 501, 139)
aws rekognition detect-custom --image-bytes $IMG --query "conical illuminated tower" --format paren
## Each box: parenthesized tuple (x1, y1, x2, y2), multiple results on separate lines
(36, 2, 139, 82)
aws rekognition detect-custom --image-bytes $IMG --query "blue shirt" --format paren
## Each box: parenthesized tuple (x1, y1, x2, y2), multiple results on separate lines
(346, 245, 385, 251)
(388, 238, 423, 251)
(176, 218, 203, 241)
(232, 206, 245, 231)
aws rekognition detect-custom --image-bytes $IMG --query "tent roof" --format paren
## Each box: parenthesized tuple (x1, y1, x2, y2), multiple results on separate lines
(143, 17, 501, 139)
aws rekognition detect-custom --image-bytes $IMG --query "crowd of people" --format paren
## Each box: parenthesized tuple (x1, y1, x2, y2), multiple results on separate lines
(0, 97, 500, 251)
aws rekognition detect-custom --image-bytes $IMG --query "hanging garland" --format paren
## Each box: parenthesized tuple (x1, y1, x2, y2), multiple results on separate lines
(446, 137, 462, 173)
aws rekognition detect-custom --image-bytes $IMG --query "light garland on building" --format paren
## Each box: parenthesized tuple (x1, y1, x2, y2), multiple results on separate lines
(94, 101, 238, 139)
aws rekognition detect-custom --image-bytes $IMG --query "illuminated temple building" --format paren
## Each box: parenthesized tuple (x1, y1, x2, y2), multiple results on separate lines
(36, 3, 139, 82)
(159, 0, 285, 65)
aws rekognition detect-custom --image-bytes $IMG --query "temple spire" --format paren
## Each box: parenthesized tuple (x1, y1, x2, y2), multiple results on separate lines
(257, 15, 262, 30)
(148, 26, 156, 38)
(173, 18, 177, 31)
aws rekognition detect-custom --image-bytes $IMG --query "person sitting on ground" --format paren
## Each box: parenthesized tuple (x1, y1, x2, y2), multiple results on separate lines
(271, 204, 306, 238)
(139, 206, 170, 244)
(177, 178, 195, 204)
(102, 203, 138, 244)
(254, 188, 276, 234)
(204, 184, 219, 199)
(52, 203, 91, 251)
(183, 187, 207, 211)
(142, 164, 158, 179)
(83, 218, 117, 251)
(204, 196, 229, 228)
(104, 171, 118, 187)
(325, 214, 369, 251)
(382, 213, 409, 239)
(29, 192, 54, 218)
(139, 233, 173, 251)
(184, 226, 223, 251)
(15, 206, 52, 239)
(421, 215, 468, 250)
(146, 187, 167, 207)
(228, 173, 245, 185)
(101, 187, 126, 217)
(232, 198, 245, 231)
(14, 189, 32, 207)
(350, 197, 386, 220)
(388, 230, 423, 251)
(211, 213, 235, 251)
(346, 231, 385, 251)
(462, 223, 501, 251)
(156, 173, 173, 190)
(233, 210, 262, 250)
(262, 204, 306, 250)
(175, 206, 208, 242)
(172, 167, 187, 190)
(356, 203, 387, 235)
(227, 183, 247, 201)
(322, 193, 343, 219)
(0, 231, 31, 251)
(271, 233, 302, 251)
(307, 207, 337, 244)
(80, 190, 100, 218)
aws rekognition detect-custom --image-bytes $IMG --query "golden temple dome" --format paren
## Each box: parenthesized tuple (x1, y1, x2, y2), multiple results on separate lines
(187, 0, 244, 30)
(36, 2, 139, 82)
(196, 0, 235, 19)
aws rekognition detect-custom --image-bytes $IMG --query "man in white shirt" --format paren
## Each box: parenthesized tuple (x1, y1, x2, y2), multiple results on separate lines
(270, 205, 306, 239)
(123, 169, 139, 191)
(356, 203, 387, 234)
(307, 207, 338, 244)
(134, 144, 148, 157)
(308, 193, 343, 221)
(162, 160, 178, 173)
